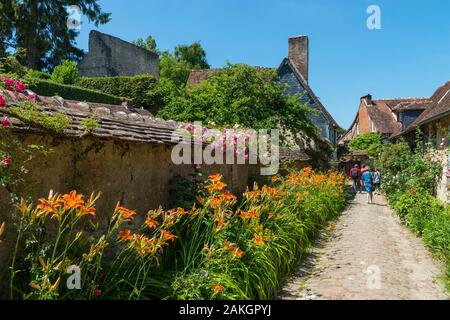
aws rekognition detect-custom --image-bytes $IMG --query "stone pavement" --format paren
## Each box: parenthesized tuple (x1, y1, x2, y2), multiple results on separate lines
(279, 192, 449, 300)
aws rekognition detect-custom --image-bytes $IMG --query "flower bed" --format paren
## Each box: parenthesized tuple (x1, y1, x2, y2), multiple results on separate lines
(0, 168, 346, 300)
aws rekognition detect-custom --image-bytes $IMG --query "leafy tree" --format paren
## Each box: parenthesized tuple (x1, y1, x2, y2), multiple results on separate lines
(174, 41, 210, 70)
(50, 60, 80, 84)
(0, 0, 18, 57)
(132, 36, 159, 55)
(348, 132, 383, 158)
(2, 0, 110, 71)
(159, 52, 191, 86)
(157, 63, 318, 141)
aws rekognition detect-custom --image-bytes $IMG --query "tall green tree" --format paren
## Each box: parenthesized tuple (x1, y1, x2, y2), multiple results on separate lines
(0, 0, 18, 57)
(132, 36, 159, 55)
(158, 63, 318, 141)
(348, 132, 384, 158)
(2, 0, 110, 71)
(174, 41, 210, 70)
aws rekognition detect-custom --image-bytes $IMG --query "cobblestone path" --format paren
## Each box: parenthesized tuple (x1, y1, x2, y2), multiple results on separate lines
(279, 192, 448, 300)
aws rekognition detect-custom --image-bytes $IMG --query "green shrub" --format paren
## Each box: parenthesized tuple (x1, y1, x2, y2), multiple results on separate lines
(393, 189, 443, 234)
(27, 69, 51, 80)
(50, 60, 80, 85)
(29, 79, 123, 105)
(423, 208, 450, 262)
(0, 55, 27, 78)
(77, 75, 174, 112)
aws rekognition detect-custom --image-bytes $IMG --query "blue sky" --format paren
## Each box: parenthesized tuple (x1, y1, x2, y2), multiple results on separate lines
(74, 0, 450, 129)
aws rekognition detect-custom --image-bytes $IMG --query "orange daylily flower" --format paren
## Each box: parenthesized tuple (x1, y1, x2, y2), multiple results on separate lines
(78, 205, 96, 218)
(117, 206, 136, 222)
(208, 174, 223, 183)
(253, 235, 265, 247)
(210, 196, 222, 209)
(118, 229, 133, 242)
(59, 190, 85, 211)
(212, 284, 225, 294)
(36, 198, 61, 218)
(206, 181, 227, 192)
(240, 209, 259, 221)
(160, 229, 177, 242)
(233, 247, 245, 258)
(145, 216, 159, 229)
(220, 192, 236, 201)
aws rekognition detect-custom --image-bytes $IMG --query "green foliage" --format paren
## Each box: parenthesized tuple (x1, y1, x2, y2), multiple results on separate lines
(50, 60, 80, 85)
(157, 63, 319, 141)
(77, 75, 159, 109)
(378, 140, 442, 197)
(380, 139, 449, 290)
(0, 55, 27, 78)
(159, 52, 192, 86)
(7, 101, 70, 135)
(80, 113, 100, 134)
(348, 132, 383, 158)
(165, 170, 346, 299)
(27, 69, 51, 79)
(174, 41, 210, 70)
(132, 36, 159, 55)
(3, 0, 110, 70)
(29, 79, 123, 105)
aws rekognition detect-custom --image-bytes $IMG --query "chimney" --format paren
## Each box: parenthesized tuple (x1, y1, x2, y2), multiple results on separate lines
(361, 94, 373, 105)
(288, 35, 309, 82)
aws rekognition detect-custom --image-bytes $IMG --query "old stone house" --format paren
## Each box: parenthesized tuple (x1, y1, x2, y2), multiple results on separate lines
(340, 80, 449, 204)
(78, 31, 160, 77)
(339, 95, 432, 145)
(187, 35, 341, 148)
(391, 81, 450, 204)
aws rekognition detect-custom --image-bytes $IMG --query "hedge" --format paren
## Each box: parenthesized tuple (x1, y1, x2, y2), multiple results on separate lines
(29, 79, 124, 105)
(76, 75, 159, 110)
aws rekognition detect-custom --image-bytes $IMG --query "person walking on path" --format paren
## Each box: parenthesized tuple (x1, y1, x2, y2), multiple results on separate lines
(361, 166, 374, 204)
(349, 164, 361, 193)
(373, 168, 381, 195)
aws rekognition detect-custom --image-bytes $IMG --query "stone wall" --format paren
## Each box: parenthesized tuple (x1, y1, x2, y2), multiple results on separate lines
(0, 133, 260, 291)
(78, 31, 159, 77)
(426, 115, 450, 204)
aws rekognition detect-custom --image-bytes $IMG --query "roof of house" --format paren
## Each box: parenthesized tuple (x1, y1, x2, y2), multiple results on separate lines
(368, 100, 403, 135)
(1, 90, 181, 145)
(391, 81, 450, 138)
(338, 96, 433, 144)
(1, 90, 313, 163)
(277, 58, 340, 129)
(279, 148, 311, 162)
(186, 67, 275, 86)
(378, 97, 433, 112)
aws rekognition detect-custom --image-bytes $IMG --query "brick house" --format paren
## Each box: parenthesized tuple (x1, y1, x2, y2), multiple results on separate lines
(339, 95, 432, 145)
(187, 35, 341, 147)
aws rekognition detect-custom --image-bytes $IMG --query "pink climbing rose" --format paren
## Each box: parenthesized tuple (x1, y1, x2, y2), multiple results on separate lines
(2, 78, 26, 92)
(1, 155, 11, 167)
(0, 94, 5, 107)
(1, 117, 10, 127)
(15, 80, 26, 93)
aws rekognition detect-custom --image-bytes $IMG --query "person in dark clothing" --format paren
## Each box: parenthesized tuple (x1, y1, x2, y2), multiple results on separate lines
(349, 164, 361, 193)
